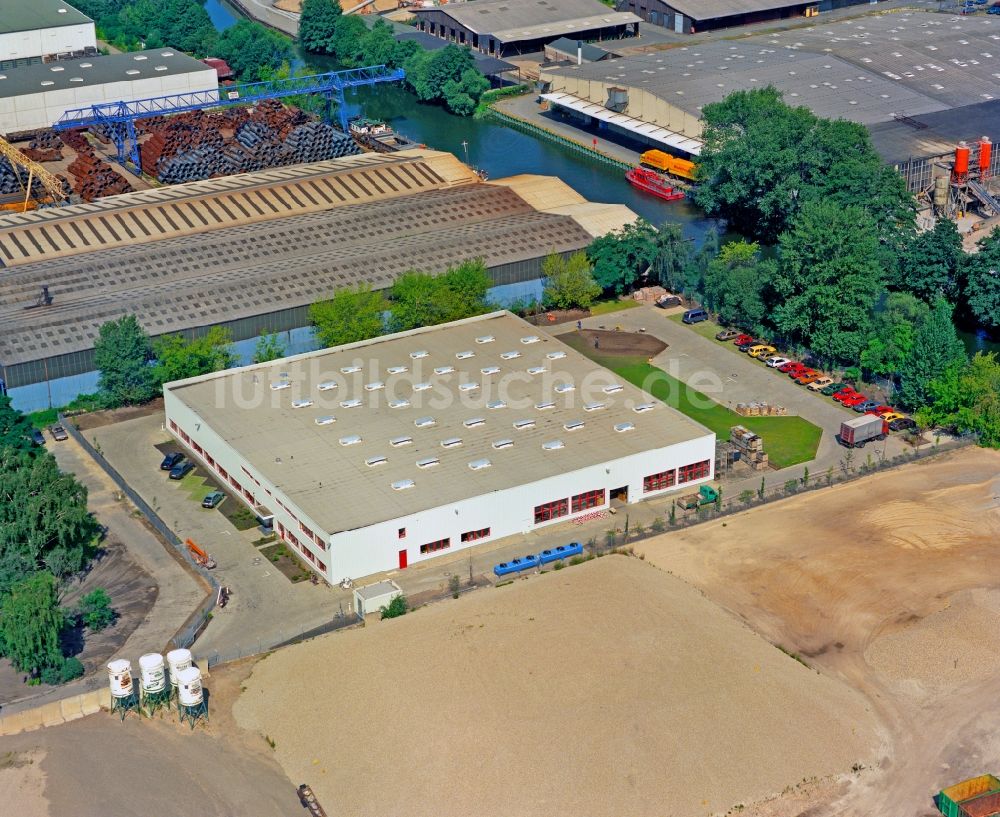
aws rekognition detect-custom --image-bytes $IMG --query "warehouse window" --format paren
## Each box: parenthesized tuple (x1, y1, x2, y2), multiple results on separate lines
(571, 489, 605, 513)
(398, 527, 406, 539)
(643, 470, 676, 493)
(534, 498, 569, 524)
(420, 538, 451, 554)
(678, 460, 710, 484)
(169, 420, 178, 432)
(461, 527, 490, 543)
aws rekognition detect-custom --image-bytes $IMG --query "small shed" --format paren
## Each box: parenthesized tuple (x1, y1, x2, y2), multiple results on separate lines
(544, 37, 616, 64)
(354, 579, 403, 619)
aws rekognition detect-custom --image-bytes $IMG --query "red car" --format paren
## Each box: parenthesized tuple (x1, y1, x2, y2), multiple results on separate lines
(833, 388, 859, 403)
(872, 405, 896, 417)
(792, 368, 817, 381)
(779, 361, 807, 374)
(733, 334, 754, 346)
(842, 393, 869, 408)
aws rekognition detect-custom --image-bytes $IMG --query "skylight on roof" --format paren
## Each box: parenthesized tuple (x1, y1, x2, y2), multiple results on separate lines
(387, 365, 408, 375)
(291, 399, 313, 409)
(389, 399, 411, 409)
(492, 439, 514, 450)
(513, 419, 535, 430)
(603, 384, 623, 394)
(340, 434, 362, 446)
(417, 456, 440, 469)
(392, 479, 415, 491)
(341, 365, 361, 374)
(520, 335, 541, 344)
(390, 435, 413, 447)
(535, 401, 555, 410)
(563, 420, 585, 431)
(633, 403, 655, 413)
(413, 382, 432, 392)
(464, 417, 485, 428)
(481, 365, 501, 375)
(441, 437, 463, 448)
(340, 398, 362, 408)
(366, 455, 388, 467)
(546, 351, 566, 360)
(527, 366, 546, 375)
(456, 351, 475, 360)
(314, 416, 335, 426)
(475, 335, 495, 344)
(554, 383, 575, 393)
(410, 350, 429, 359)
(434, 366, 455, 375)
(468, 458, 492, 471)
(414, 416, 436, 428)
(584, 402, 606, 412)
(459, 382, 479, 392)
(614, 422, 635, 433)
(317, 381, 338, 391)
(500, 351, 521, 360)
(487, 400, 507, 410)
(542, 440, 565, 451)
(270, 380, 291, 391)
(365, 382, 385, 391)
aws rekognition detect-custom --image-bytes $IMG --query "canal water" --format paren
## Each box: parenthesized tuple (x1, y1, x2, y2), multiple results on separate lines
(201, 0, 717, 241)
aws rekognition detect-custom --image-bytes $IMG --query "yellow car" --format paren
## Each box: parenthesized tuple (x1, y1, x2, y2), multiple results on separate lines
(881, 412, 906, 423)
(748, 345, 776, 359)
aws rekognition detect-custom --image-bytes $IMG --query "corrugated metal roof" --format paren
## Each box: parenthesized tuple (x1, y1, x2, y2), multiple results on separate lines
(0, 0, 92, 35)
(413, 0, 639, 40)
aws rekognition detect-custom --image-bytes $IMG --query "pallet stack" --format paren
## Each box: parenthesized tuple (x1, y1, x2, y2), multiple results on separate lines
(730, 425, 769, 471)
(735, 401, 787, 417)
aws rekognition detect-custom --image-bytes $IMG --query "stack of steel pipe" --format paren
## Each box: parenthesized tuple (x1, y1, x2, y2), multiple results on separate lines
(61, 130, 133, 202)
(23, 131, 64, 162)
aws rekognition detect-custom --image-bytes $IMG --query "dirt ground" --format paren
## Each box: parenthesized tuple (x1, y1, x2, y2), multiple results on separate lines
(576, 329, 667, 358)
(234, 556, 877, 817)
(635, 446, 1000, 816)
(0, 662, 300, 817)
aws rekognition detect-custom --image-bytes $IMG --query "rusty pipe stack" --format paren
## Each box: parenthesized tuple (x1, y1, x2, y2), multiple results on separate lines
(61, 130, 133, 202)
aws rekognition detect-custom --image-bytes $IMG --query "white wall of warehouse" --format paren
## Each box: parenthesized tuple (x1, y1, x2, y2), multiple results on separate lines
(0, 23, 96, 65)
(0, 66, 218, 133)
(164, 387, 715, 583)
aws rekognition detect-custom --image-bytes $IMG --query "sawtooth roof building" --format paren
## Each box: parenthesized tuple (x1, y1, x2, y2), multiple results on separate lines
(411, 0, 641, 57)
(163, 311, 715, 581)
(0, 149, 637, 411)
(619, 0, 875, 34)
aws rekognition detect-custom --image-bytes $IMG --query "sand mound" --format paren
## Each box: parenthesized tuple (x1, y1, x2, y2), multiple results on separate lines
(867, 589, 1000, 687)
(234, 556, 877, 817)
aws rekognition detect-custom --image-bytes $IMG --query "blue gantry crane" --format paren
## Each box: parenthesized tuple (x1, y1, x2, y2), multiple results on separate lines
(53, 64, 406, 169)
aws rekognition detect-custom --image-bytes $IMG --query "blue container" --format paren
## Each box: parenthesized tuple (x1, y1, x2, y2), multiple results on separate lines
(519, 554, 540, 570)
(493, 561, 520, 577)
(540, 542, 584, 564)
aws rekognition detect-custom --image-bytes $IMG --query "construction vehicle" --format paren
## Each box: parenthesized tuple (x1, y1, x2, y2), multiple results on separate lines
(836, 415, 888, 448)
(186, 538, 217, 569)
(679, 484, 718, 510)
(639, 149, 697, 181)
(0, 134, 70, 212)
(937, 774, 1000, 817)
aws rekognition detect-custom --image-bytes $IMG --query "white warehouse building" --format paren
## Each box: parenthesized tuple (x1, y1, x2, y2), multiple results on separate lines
(163, 312, 715, 582)
(0, 49, 218, 135)
(1, 0, 97, 70)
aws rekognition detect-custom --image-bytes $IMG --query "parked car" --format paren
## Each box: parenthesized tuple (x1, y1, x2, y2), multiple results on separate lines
(736, 338, 763, 351)
(49, 425, 68, 442)
(715, 329, 741, 341)
(842, 393, 870, 408)
(796, 372, 823, 386)
(160, 451, 185, 471)
(655, 295, 682, 308)
(853, 400, 880, 413)
(682, 308, 709, 324)
(790, 367, 816, 380)
(748, 344, 776, 358)
(807, 377, 834, 391)
(872, 405, 897, 417)
(779, 361, 807, 374)
(833, 387, 860, 403)
(765, 356, 791, 368)
(732, 333, 754, 346)
(821, 381, 848, 395)
(889, 417, 917, 432)
(31, 429, 46, 446)
(169, 461, 195, 480)
(880, 411, 906, 423)
(201, 491, 225, 509)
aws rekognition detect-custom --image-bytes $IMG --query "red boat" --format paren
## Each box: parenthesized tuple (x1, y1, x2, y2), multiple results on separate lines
(625, 167, 685, 201)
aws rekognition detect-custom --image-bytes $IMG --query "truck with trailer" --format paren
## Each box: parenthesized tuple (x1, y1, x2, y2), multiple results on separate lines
(836, 414, 888, 448)
(679, 484, 718, 510)
(938, 774, 1000, 817)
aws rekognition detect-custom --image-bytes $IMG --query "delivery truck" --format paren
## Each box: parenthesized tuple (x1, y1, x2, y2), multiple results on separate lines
(836, 414, 888, 448)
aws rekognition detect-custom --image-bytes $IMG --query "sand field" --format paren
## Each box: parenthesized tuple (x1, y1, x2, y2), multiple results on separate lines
(234, 555, 877, 817)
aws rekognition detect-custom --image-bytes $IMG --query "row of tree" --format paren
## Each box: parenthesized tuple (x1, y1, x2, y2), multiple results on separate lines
(71, 0, 293, 82)
(0, 398, 114, 683)
(299, 0, 490, 115)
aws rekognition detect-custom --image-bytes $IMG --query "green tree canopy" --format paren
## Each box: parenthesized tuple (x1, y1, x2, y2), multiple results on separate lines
(152, 327, 235, 385)
(586, 220, 658, 294)
(898, 219, 964, 302)
(404, 45, 489, 114)
(252, 333, 287, 364)
(702, 240, 774, 334)
(963, 227, 1000, 329)
(215, 20, 293, 83)
(0, 572, 65, 675)
(897, 298, 967, 409)
(94, 316, 157, 408)
(916, 352, 1000, 446)
(541, 252, 602, 310)
(859, 292, 928, 379)
(0, 395, 37, 456)
(310, 284, 387, 348)
(388, 260, 492, 332)
(299, 0, 342, 54)
(79, 588, 116, 631)
(649, 223, 692, 294)
(773, 200, 885, 364)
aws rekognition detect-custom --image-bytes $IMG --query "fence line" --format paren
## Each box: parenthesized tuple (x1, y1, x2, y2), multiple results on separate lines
(60, 413, 219, 652)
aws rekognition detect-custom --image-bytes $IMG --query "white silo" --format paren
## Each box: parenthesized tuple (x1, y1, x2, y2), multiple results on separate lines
(138, 653, 170, 714)
(175, 665, 208, 728)
(107, 658, 139, 720)
(166, 648, 192, 695)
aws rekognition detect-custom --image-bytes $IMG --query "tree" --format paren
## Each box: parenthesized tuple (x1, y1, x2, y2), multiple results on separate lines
(442, 68, 489, 116)
(94, 316, 157, 407)
(586, 220, 658, 294)
(860, 292, 928, 380)
(330, 14, 368, 66)
(404, 45, 489, 114)
(702, 240, 774, 332)
(78, 588, 115, 631)
(898, 219, 963, 302)
(897, 298, 967, 409)
(0, 395, 37, 455)
(917, 352, 1000, 446)
(298, 0, 342, 54)
(0, 572, 65, 675)
(686, 226, 719, 298)
(649, 222, 692, 294)
(152, 327, 235, 385)
(252, 333, 286, 364)
(963, 227, 1000, 330)
(310, 284, 387, 348)
(380, 594, 408, 619)
(541, 252, 601, 310)
(772, 200, 885, 364)
(388, 261, 492, 331)
(214, 20, 293, 83)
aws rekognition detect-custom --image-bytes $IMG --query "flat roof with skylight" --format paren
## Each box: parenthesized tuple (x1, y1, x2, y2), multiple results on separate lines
(164, 312, 712, 535)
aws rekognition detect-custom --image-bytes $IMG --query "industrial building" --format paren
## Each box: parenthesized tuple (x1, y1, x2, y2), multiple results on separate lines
(162, 311, 716, 582)
(0, 149, 637, 411)
(411, 0, 641, 58)
(618, 0, 874, 34)
(1, 0, 96, 71)
(0, 49, 218, 135)
(539, 12, 1000, 162)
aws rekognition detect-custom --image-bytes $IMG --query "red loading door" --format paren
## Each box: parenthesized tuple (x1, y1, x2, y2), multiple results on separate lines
(398, 548, 408, 570)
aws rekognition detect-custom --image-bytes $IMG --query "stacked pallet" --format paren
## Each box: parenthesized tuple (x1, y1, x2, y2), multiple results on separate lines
(729, 425, 769, 471)
(735, 401, 787, 417)
(61, 130, 133, 202)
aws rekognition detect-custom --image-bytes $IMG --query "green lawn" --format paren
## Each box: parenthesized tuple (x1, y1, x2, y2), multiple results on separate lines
(562, 335, 822, 468)
(589, 299, 641, 316)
